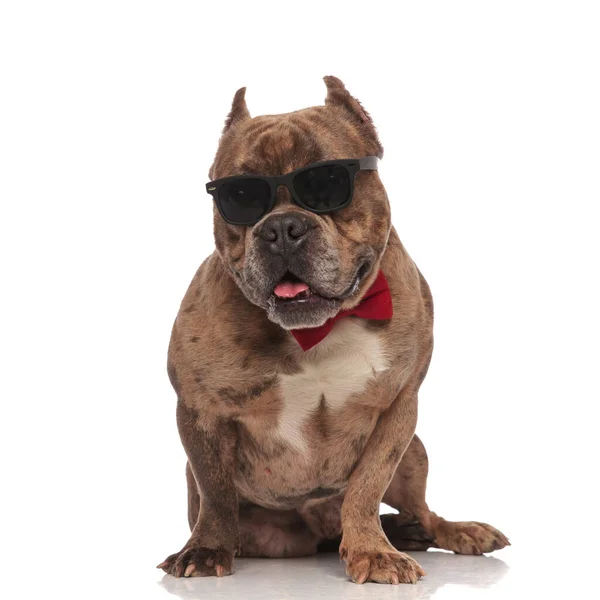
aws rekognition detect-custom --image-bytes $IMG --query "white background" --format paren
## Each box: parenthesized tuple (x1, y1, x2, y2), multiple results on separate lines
(1, 1, 599, 599)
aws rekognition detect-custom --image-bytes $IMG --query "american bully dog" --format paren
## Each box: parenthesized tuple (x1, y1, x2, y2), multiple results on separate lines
(158, 76, 509, 584)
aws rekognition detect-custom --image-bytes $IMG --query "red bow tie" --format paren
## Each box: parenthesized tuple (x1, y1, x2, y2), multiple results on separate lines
(290, 270, 393, 351)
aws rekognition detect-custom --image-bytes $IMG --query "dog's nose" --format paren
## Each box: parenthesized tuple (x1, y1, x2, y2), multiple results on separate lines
(255, 212, 312, 254)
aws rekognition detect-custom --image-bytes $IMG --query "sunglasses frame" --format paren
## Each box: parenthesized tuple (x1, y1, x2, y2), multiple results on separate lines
(205, 156, 379, 226)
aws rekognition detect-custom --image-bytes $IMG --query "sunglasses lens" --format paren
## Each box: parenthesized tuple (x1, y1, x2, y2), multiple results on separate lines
(217, 179, 271, 224)
(293, 165, 351, 212)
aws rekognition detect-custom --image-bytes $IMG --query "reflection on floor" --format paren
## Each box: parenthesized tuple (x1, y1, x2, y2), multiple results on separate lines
(159, 550, 510, 600)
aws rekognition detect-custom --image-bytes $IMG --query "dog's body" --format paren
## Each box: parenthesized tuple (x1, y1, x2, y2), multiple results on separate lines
(159, 77, 508, 584)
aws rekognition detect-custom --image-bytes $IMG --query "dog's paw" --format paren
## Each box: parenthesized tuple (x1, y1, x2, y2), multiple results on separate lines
(341, 547, 426, 584)
(434, 521, 510, 555)
(156, 546, 234, 578)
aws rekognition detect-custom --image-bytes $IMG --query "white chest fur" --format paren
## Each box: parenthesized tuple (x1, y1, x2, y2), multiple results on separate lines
(276, 319, 390, 451)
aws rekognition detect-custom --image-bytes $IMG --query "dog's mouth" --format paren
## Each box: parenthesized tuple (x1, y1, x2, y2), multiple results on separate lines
(263, 262, 372, 329)
(270, 263, 370, 309)
(272, 273, 313, 302)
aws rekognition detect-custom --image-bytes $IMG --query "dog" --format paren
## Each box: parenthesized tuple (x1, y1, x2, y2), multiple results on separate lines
(157, 76, 509, 584)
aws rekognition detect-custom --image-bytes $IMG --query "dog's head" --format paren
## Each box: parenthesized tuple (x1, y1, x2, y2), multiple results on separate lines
(209, 76, 391, 330)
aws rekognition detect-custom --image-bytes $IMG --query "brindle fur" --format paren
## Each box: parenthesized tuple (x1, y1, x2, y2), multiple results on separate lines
(158, 77, 509, 584)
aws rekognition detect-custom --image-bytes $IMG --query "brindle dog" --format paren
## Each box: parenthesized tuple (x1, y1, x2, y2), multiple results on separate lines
(158, 76, 509, 585)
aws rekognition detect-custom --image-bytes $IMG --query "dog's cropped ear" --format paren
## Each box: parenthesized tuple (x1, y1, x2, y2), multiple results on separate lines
(324, 76, 371, 123)
(223, 87, 250, 132)
(323, 76, 383, 157)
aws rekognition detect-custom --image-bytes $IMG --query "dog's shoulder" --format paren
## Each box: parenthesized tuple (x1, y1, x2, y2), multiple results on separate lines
(167, 253, 290, 417)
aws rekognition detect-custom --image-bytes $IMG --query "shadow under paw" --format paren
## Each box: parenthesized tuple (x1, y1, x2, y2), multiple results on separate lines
(381, 513, 436, 551)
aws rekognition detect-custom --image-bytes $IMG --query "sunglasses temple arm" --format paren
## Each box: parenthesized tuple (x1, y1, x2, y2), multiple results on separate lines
(358, 156, 379, 171)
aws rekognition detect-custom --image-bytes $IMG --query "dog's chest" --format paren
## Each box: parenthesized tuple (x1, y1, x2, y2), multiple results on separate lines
(275, 319, 389, 451)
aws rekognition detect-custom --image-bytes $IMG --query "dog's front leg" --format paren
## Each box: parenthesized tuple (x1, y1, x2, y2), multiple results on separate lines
(340, 390, 426, 585)
(158, 400, 238, 578)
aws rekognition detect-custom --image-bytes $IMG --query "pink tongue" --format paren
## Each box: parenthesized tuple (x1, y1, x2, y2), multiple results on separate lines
(273, 281, 309, 298)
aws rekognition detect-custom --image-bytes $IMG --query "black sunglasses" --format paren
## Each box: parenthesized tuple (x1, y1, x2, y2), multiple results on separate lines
(206, 156, 379, 226)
